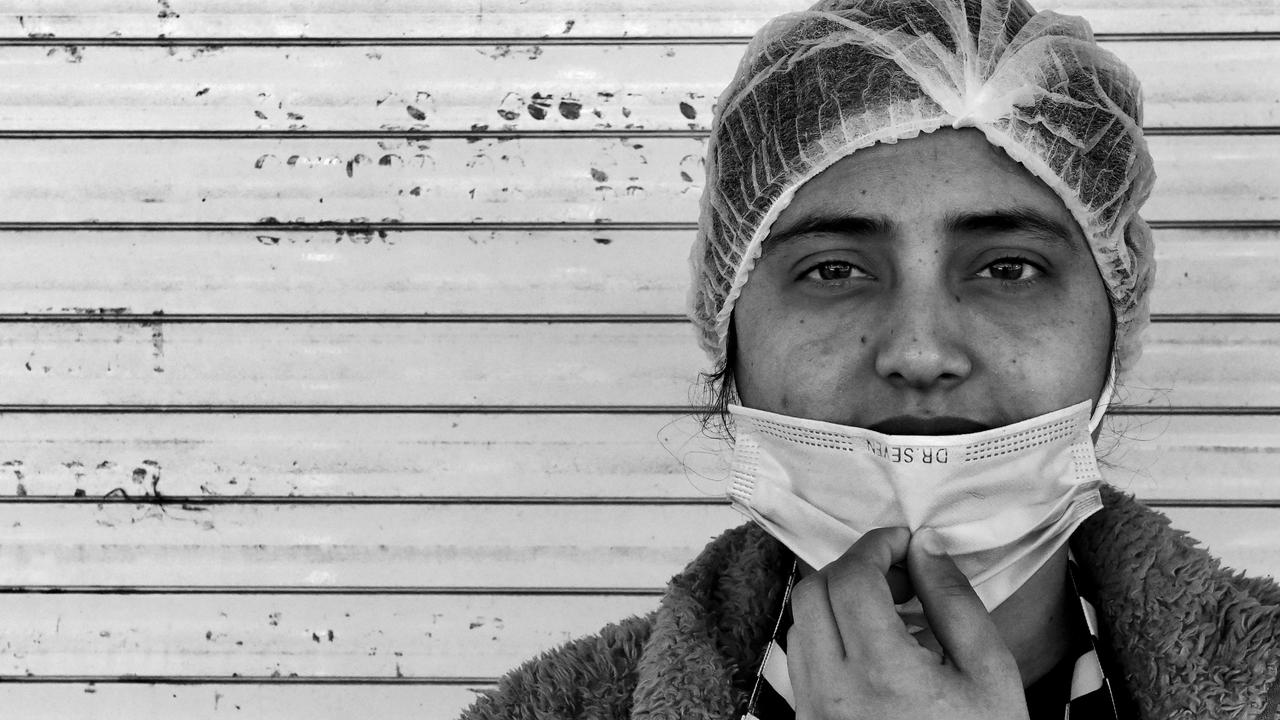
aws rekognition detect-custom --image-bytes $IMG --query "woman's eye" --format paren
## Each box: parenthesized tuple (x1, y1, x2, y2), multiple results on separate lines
(978, 258, 1042, 282)
(802, 260, 867, 282)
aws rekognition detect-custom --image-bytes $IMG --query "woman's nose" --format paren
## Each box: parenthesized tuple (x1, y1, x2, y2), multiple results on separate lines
(872, 292, 973, 391)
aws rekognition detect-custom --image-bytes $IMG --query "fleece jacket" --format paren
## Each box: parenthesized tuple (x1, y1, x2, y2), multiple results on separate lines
(458, 485, 1280, 719)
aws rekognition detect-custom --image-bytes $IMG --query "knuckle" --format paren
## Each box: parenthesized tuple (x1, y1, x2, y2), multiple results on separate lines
(860, 660, 900, 691)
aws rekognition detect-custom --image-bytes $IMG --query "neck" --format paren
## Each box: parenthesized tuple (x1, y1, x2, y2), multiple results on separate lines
(989, 545, 1074, 687)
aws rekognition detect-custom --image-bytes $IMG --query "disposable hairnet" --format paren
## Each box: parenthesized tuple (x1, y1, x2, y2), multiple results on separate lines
(689, 0, 1157, 376)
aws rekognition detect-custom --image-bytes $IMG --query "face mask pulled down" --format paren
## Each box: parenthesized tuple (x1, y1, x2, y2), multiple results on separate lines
(726, 400, 1106, 612)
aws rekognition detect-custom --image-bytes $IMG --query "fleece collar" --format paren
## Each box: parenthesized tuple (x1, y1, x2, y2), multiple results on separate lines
(631, 486, 1280, 720)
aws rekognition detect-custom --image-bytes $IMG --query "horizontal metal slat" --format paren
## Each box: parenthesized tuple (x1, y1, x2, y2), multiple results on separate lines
(0, 136, 1273, 224)
(0, 593, 656, 678)
(0, 502, 745, 589)
(0, 41, 1272, 131)
(5, 1, 1279, 38)
(0, 683, 490, 720)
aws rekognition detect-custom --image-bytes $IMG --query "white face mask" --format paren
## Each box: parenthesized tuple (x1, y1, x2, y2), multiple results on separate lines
(725, 389, 1111, 612)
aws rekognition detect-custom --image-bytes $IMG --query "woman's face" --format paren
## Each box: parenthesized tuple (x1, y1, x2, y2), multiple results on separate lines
(732, 128, 1112, 433)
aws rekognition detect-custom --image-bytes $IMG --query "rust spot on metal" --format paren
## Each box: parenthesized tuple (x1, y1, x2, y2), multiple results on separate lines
(47, 46, 84, 63)
(64, 307, 130, 316)
(679, 101, 697, 120)
(527, 93, 553, 120)
(590, 168, 608, 182)
(491, 93, 523, 126)
(147, 323, 165, 373)
(346, 154, 372, 178)
(406, 105, 427, 121)
(559, 99, 582, 120)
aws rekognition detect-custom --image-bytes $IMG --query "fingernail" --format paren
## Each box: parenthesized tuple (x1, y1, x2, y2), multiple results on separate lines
(917, 527, 945, 555)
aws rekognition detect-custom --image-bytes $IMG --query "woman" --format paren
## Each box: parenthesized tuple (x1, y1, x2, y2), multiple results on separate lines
(460, 0, 1280, 718)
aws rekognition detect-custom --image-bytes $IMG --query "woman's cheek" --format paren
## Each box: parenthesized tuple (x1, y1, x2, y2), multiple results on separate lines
(772, 331, 866, 416)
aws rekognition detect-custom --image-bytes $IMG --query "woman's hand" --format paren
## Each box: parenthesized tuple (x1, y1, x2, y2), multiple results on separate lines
(787, 527, 1030, 720)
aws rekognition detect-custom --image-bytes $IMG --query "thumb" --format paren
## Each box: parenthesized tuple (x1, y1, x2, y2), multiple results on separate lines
(908, 528, 1012, 675)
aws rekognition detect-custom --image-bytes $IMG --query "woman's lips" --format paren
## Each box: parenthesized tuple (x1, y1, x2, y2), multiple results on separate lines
(867, 416, 994, 435)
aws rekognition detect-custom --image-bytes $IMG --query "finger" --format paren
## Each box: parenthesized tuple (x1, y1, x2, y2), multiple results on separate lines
(907, 527, 1012, 674)
(808, 554, 913, 602)
(822, 527, 916, 655)
(786, 622, 820, 720)
(789, 569, 847, 666)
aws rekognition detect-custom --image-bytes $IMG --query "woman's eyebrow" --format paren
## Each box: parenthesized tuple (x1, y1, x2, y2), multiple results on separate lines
(763, 212, 893, 252)
(944, 207, 1084, 254)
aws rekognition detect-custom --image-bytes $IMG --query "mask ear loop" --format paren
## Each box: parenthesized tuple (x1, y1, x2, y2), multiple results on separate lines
(1087, 356, 1117, 435)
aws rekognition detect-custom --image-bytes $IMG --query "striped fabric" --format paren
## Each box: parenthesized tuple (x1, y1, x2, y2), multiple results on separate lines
(742, 552, 1121, 720)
